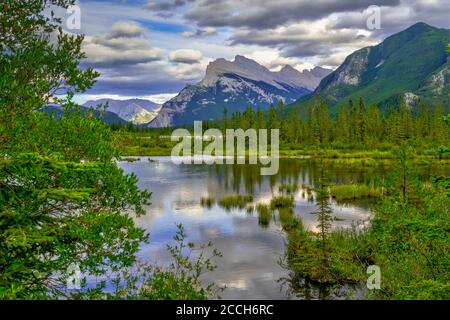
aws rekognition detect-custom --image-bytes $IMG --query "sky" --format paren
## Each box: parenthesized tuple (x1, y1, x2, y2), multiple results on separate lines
(67, 0, 449, 104)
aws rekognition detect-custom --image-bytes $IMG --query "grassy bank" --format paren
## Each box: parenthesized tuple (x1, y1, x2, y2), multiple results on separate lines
(330, 184, 382, 201)
(282, 173, 450, 299)
(115, 131, 450, 164)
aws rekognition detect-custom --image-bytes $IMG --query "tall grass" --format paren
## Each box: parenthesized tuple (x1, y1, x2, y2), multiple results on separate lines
(256, 204, 272, 227)
(279, 182, 299, 194)
(330, 184, 382, 201)
(218, 194, 253, 210)
(270, 195, 295, 209)
(200, 196, 215, 208)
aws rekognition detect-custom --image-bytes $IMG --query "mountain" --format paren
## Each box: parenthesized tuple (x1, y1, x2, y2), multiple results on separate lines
(83, 99, 161, 124)
(289, 22, 449, 114)
(41, 104, 128, 125)
(149, 55, 331, 127)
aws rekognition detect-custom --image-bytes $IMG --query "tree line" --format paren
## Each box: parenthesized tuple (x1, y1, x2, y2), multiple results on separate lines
(203, 98, 449, 150)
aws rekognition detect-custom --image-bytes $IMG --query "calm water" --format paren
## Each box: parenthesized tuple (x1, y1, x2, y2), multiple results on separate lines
(118, 157, 383, 299)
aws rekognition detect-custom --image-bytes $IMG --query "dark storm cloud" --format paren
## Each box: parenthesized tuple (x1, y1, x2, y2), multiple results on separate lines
(184, 0, 401, 29)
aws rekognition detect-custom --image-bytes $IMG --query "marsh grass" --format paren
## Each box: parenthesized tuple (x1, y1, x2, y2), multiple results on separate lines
(278, 208, 299, 231)
(270, 195, 295, 209)
(279, 182, 299, 194)
(218, 194, 254, 210)
(200, 196, 215, 208)
(330, 184, 382, 201)
(123, 157, 140, 162)
(256, 204, 273, 227)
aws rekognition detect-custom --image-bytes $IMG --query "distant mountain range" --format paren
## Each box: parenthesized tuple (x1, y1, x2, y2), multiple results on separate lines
(42, 99, 161, 125)
(41, 104, 128, 125)
(148, 55, 331, 127)
(289, 22, 449, 114)
(83, 99, 161, 124)
(44, 23, 448, 127)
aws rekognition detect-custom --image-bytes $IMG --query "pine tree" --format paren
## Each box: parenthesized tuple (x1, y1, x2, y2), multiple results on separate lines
(366, 104, 384, 144)
(430, 105, 448, 144)
(277, 99, 285, 137)
(242, 106, 254, 130)
(221, 107, 228, 131)
(267, 104, 278, 130)
(255, 107, 265, 129)
(316, 98, 331, 144)
(287, 110, 301, 144)
(355, 97, 366, 144)
(398, 99, 413, 141)
(314, 163, 333, 260)
(335, 106, 350, 144)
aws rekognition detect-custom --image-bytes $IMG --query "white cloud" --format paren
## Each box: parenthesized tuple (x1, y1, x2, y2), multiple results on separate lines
(169, 49, 203, 63)
(83, 37, 165, 65)
(108, 21, 147, 38)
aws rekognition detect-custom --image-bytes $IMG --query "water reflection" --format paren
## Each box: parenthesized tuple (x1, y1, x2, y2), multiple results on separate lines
(118, 157, 397, 299)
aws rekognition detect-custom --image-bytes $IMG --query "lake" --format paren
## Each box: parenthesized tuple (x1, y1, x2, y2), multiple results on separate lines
(118, 156, 426, 299)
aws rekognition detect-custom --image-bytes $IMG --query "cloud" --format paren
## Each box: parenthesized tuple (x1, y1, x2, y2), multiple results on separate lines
(167, 61, 207, 80)
(144, 0, 195, 11)
(74, 0, 449, 99)
(108, 21, 147, 38)
(230, 19, 377, 64)
(182, 0, 448, 67)
(169, 49, 203, 63)
(83, 32, 165, 67)
(184, 0, 400, 29)
(79, 20, 211, 97)
(81, 21, 201, 96)
(156, 12, 175, 19)
(181, 27, 217, 38)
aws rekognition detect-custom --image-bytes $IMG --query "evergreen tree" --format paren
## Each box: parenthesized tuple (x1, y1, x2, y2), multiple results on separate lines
(335, 106, 350, 144)
(255, 107, 265, 130)
(366, 104, 384, 144)
(314, 162, 334, 264)
(398, 99, 413, 141)
(267, 104, 278, 130)
(277, 100, 285, 137)
(221, 107, 228, 131)
(355, 97, 367, 143)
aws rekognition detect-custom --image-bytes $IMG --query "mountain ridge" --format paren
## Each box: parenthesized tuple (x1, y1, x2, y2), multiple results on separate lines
(83, 98, 161, 124)
(289, 22, 449, 114)
(149, 56, 331, 127)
